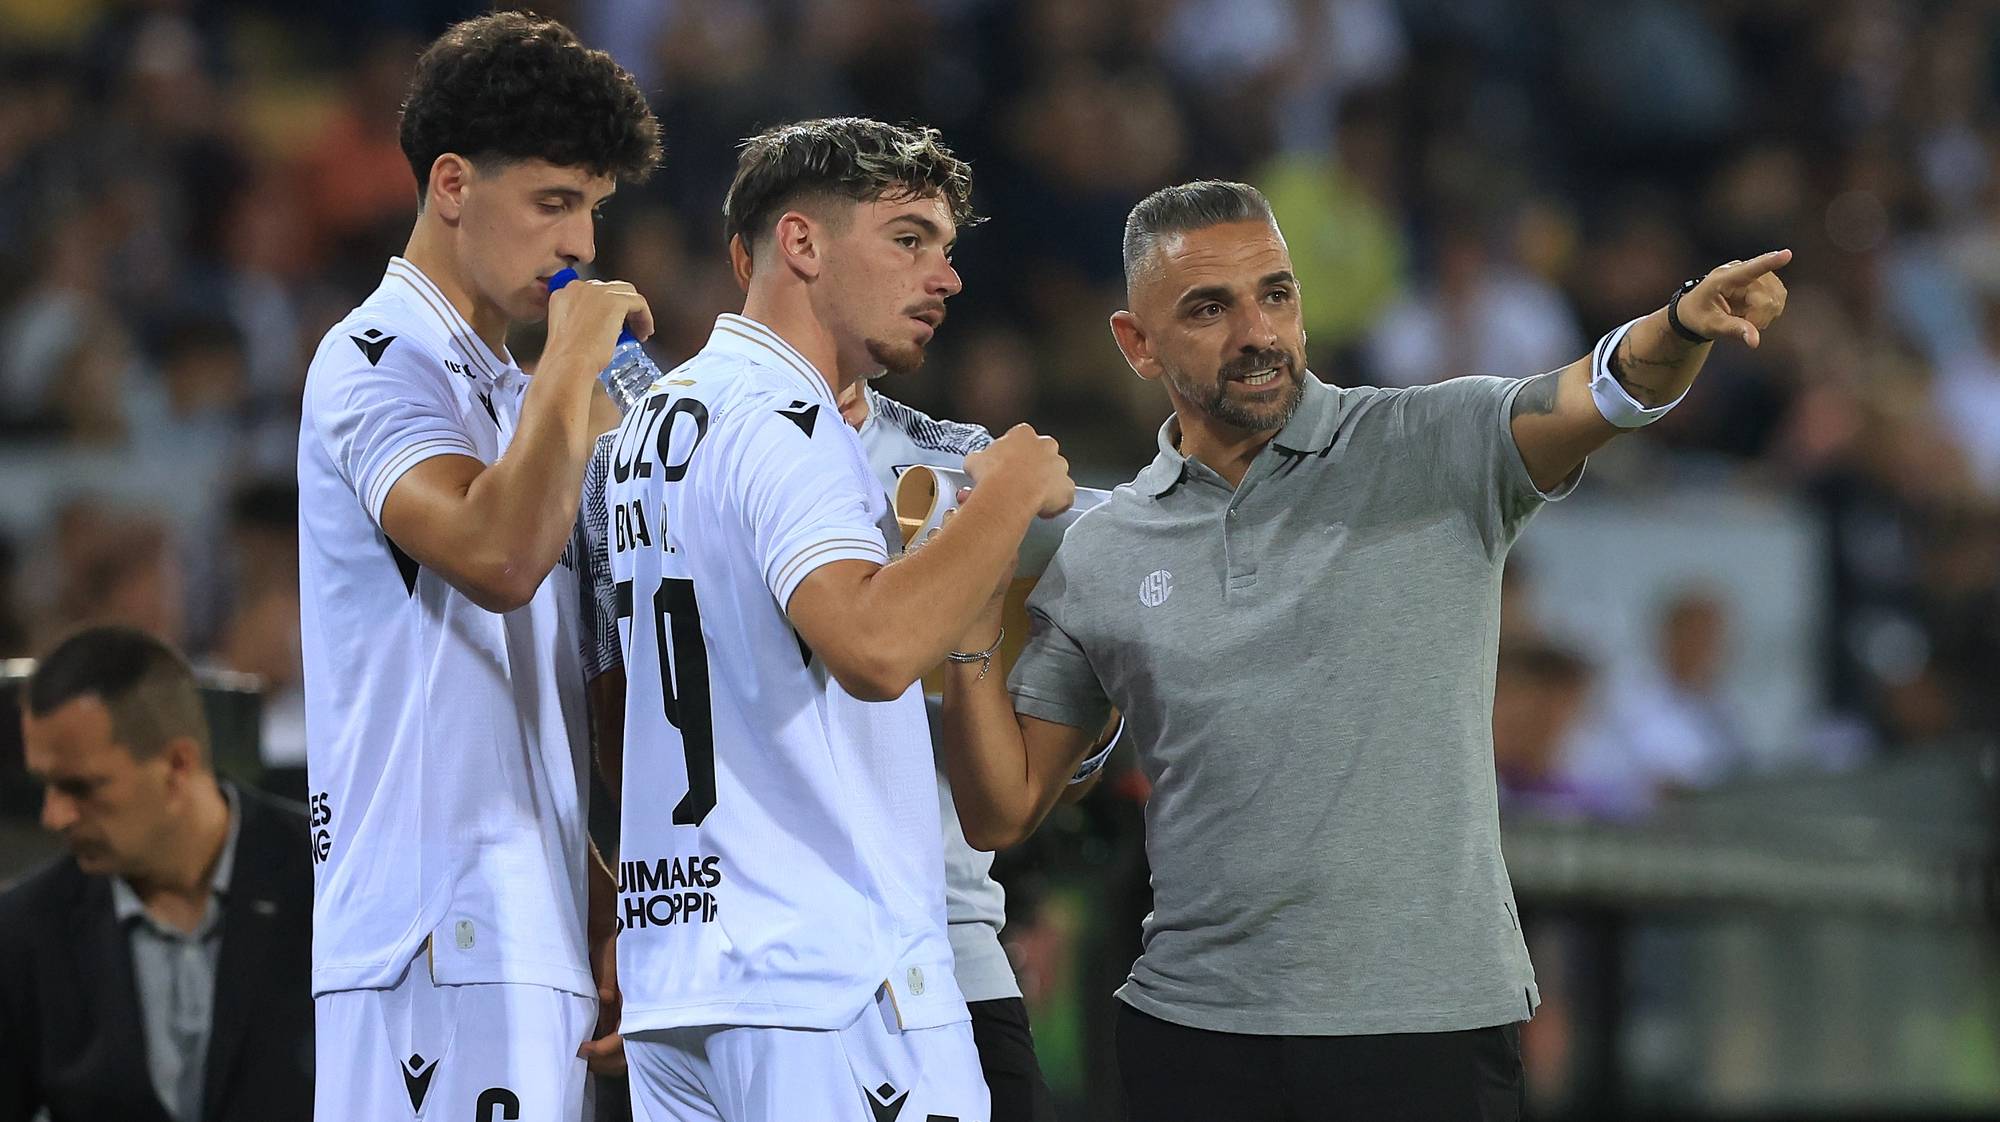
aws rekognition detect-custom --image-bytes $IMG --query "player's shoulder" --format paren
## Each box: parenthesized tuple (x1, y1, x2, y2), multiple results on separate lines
(1046, 489, 1130, 561)
(663, 348, 786, 406)
(672, 354, 841, 445)
(1364, 375, 1510, 412)
(1346, 375, 1519, 443)
(608, 357, 844, 491)
(866, 388, 993, 456)
(319, 276, 441, 357)
(305, 286, 459, 397)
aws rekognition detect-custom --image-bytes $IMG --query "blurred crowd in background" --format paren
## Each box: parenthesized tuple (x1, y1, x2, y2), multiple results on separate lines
(9, 0, 2000, 799)
(7, 0, 2000, 1114)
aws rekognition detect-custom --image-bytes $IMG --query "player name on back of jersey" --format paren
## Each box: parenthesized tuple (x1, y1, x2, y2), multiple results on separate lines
(601, 317, 975, 1034)
(618, 854, 723, 930)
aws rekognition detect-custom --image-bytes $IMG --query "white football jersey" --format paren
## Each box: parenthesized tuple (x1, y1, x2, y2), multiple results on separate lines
(297, 257, 592, 999)
(606, 314, 965, 1034)
(580, 389, 1024, 1005)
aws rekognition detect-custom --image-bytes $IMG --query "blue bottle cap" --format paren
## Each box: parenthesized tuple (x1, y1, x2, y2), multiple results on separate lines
(548, 267, 636, 344)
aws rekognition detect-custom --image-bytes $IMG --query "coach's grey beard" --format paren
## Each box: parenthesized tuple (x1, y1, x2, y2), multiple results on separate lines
(1170, 349, 1305, 433)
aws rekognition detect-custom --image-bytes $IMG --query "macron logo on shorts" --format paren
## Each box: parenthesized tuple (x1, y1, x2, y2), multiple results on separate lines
(401, 1053, 438, 1112)
(863, 1081, 960, 1122)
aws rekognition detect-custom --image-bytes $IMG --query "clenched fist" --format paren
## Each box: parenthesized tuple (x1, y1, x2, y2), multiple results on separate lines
(965, 424, 1076, 519)
(546, 278, 654, 373)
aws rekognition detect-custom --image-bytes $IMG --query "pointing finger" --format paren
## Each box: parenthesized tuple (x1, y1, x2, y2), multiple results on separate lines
(1714, 249, 1793, 285)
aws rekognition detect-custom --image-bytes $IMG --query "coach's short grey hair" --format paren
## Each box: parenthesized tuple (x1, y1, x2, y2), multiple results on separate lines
(1121, 180, 1277, 289)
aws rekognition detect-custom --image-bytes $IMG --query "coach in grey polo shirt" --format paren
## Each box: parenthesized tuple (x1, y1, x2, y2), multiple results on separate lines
(937, 180, 1789, 1121)
(1021, 366, 1553, 1039)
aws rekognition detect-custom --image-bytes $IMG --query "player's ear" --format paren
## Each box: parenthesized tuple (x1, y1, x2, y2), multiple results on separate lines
(428, 153, 473, 223)
(156, 734, 206, 795)
(729, 234, 755, 292)
(1110, 310, 1160, 383)
(773, 211, 822, 281)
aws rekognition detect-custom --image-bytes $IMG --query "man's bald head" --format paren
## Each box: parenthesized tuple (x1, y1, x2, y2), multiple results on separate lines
(1122, 180, 1279, 302)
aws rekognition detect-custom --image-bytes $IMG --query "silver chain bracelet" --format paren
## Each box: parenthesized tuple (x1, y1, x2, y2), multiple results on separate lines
(945, 628, 1005, 681)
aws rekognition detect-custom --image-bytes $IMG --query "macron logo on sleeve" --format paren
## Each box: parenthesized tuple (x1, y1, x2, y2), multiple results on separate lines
(351, 328, 396, 366)
(777, 401, 819, 437)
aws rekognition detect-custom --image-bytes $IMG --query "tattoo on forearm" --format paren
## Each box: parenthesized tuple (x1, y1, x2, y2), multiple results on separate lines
(1610, 337, 1683, 408)
(1510, 371, 1560, 418)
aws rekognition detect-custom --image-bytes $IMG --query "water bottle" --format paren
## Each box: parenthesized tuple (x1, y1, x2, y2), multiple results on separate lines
(547, 267, 662, 414)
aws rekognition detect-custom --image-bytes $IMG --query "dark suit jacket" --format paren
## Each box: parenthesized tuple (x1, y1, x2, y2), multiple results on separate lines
(0, 783, 314, 1122)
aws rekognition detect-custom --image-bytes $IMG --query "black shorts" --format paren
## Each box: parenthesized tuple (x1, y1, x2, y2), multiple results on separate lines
(969, 997, 1058, 1122)
(1115, 1002, 1522, 1122)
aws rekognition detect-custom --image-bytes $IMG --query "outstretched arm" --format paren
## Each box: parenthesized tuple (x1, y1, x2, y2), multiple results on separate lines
(1509, 250, 1791, 491)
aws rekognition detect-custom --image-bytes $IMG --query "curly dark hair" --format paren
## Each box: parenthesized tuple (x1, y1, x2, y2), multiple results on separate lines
(723, 117, 979, 260)
(399, 11, 661, 201)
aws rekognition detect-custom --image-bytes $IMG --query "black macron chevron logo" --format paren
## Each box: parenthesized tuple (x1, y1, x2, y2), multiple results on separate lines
(401, 1052, 438, 1112)
(778, 400, 819, 437)
(866, 1082, 908, 1122)
(351, 328, 396, 366)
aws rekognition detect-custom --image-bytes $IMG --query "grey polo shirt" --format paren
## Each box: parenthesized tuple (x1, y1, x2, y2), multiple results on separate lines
(109, 788, 240, 1122)
(1010, 373, 1566, 1036)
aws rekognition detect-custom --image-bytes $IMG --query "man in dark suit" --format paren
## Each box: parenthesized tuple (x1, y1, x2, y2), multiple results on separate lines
(0, 626, 312, 1122)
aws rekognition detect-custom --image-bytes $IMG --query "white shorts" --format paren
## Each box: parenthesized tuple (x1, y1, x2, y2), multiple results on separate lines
(314, 954, 598, 1121)
(626, 988, 989, 1122)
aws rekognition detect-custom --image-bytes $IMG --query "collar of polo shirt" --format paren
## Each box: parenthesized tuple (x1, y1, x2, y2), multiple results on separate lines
(1136, 372, 1348, 497)
(383, 257, 522, 390)
(703, 313, 839, 408)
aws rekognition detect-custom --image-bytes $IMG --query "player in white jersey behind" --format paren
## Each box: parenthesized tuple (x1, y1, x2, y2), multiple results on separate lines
(840, 383, 1084, 1122)
(592, 118, 1073, 1122)
(296, 13, 659, 1120)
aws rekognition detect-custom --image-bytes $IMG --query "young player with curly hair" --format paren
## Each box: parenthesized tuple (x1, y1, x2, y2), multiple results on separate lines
(297, 12, 660, 1118)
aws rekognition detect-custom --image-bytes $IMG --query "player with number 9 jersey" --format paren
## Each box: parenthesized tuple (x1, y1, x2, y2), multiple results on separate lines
(598, 115, 1079, 1122)
(604, 313, 965, 1035)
